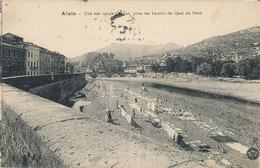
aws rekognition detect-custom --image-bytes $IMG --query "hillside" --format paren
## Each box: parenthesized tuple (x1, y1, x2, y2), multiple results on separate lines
(77, 52, 104, 68)
(69, 27, 260, 65)
(173, 26, 260, 61)
(96, 43, 180, 60)
(68, 42, 180, 65)
(69, 52, 123, 72)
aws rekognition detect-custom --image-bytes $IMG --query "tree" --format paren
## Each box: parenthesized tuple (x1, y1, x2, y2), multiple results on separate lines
(174, 56, 183, 72)
(166, 57, 175, 72)
(103, 59, 123, 73)
(235, 62, 248, 77)
(252, 64, 260, 79)
(151, 63, 160, 73)
(211, 60, 223, 76)
(196, 62, 212, 76)
(221, 63, 236, 77)
(190, 57, 205, 72)
(180, 59, 191, 73)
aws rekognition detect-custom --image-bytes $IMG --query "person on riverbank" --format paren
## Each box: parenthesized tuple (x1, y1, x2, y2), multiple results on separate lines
(132, 109, 136, 119)
(104, 109, 112, 122)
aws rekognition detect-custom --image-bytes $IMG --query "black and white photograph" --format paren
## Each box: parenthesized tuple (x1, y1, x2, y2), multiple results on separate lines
(1, 0, 260, 167)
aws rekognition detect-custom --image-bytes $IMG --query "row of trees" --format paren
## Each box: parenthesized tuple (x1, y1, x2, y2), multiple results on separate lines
(102, 59, 124, 73)
(150, 56, 260, 79)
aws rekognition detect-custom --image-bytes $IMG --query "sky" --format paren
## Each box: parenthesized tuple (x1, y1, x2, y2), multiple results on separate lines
(3, 0, 260, 58)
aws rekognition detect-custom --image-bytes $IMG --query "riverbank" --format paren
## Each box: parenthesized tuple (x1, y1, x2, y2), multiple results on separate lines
(71, 78, 259, 168)
(98, 74, 260, 105)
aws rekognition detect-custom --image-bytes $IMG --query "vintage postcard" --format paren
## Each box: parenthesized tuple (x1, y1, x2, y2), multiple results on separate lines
(1, 0, 260, 167)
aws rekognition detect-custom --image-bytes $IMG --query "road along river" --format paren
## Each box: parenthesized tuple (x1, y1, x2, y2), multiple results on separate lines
(66, 77, 260, 168)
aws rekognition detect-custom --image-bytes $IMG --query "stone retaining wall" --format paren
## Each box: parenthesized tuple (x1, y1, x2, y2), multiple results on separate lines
(29, 75, 86, 103)
(3, 74, 86, 103)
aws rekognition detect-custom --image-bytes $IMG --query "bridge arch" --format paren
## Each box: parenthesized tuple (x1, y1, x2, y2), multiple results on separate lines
(124, 74, 135, 78)
(111, 73, 121, 78)
(96, 73, 109, 78)
(83, 72, 136, 78)
(85, 73, 95, 78)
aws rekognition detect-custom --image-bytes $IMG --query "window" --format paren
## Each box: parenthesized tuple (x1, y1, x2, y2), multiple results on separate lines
(28, 61, 30, 67)
(34, 62, 36, 67)
(10, 50, 14, 57)
(31, 62, 33, 67)
(28, 71, 30, 75)
(31, 71, 32, 75)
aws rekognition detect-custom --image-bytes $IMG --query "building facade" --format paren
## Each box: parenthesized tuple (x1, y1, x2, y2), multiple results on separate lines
(25, 43, 40, 75)
(39, 47, 52, 74)
(39, 48, 66, 75)
(1, 33, 26, 77)
(52, 52, 66, 74)
(1, 33, 67, 77)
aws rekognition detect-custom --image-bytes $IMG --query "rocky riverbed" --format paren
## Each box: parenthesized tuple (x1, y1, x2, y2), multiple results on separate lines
(67, 77, 260, 168)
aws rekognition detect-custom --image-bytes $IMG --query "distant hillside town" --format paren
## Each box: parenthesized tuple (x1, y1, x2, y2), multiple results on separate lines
(68, 27, 260, 79)
(1, 33, 74, 77)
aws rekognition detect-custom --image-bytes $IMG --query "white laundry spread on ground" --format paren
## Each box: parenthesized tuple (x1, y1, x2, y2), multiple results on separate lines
(225, 142, 248, 154)
(120, 106, 133, 124)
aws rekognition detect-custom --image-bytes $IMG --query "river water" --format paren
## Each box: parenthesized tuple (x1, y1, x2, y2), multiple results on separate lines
(93, 78, 260, 106)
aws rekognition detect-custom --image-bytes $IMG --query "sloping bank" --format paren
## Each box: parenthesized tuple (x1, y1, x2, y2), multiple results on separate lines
(147, 82, 260, 106)
(1, 84, 213, 167)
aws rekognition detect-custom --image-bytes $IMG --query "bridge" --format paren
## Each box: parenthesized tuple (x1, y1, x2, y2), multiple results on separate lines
(83, 71, 137, 78)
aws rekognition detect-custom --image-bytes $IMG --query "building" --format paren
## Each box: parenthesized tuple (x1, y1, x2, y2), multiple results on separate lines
(39, 48, 66, 75)
(124, 65, 137, 73)
(103, 52, 115, 59)
(52, 52, 66, 74)
(39, 47, 52, 74)
(25, 42, 40, 75)
(1, 33, 67, 77)
(142, 65, 152, 73)
(1, 33, 26, 77)
(65, 62, 74, 74)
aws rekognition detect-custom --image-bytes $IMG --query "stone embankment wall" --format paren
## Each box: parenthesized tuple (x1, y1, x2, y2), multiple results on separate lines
(1, 84, 71, 167)
(1, 84, 206, 168)
(3, 74, 86, 103)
